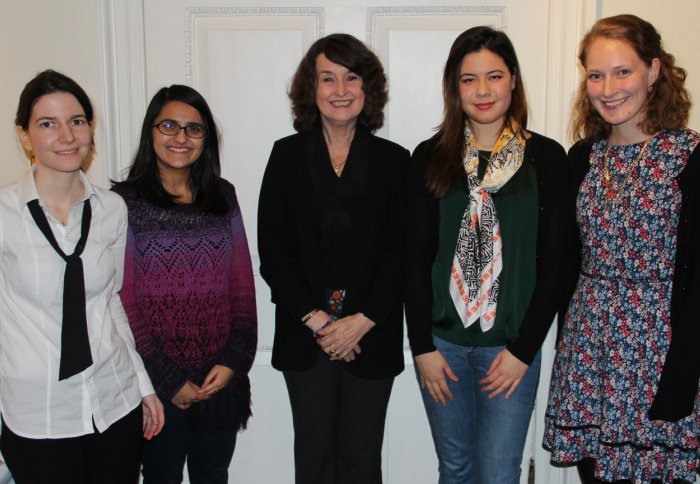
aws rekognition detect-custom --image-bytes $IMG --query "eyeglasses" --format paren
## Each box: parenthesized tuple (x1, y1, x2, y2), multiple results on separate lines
(153, 120, 207, 139)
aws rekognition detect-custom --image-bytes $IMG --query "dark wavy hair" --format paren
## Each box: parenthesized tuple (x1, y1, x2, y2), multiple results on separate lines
(572, 14, 691, 142)
(16, 69, 94, 129)
(289, 33, 387, 133)
(427, 26, 528, 197)
(114, 85, 228, 215)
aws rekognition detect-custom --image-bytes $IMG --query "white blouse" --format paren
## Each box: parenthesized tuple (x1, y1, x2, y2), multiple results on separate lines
(0, 168, 154, 438)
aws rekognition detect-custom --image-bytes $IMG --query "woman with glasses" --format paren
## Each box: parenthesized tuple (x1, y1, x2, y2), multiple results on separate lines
(112, 84, 257, 484)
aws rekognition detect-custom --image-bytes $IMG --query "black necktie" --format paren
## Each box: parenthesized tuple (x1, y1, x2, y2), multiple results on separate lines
(27, 198, 93, 380)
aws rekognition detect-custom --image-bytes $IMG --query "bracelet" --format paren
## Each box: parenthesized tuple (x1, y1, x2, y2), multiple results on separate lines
(312, 316, 334, 338)
(301, 309, 319, 323)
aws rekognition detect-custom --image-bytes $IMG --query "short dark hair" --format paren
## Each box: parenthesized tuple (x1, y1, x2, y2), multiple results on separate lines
(115, 85, 228, 215)
(572, 14, 691, 142)
(428, 26, 528, 197)
(16, 70, 94, 129)
(289, 33, 387, 133)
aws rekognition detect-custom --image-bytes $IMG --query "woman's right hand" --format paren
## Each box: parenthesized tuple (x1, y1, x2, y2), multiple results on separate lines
(415, 350, 459, 406)
(142, 394, 165, 440)
(171, 380, 209, 410)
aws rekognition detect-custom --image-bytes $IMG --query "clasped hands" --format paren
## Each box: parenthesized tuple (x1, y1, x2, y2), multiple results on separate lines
(305, 310, 375, 362)
(171, 364, 235, 410)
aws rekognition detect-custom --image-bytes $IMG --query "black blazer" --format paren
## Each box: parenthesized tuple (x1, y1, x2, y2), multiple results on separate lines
(566, 135, 700, 421)
(258, 127, 409, 379)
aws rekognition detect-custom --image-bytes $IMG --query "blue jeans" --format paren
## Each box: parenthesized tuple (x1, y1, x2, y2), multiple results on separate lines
(419, 336, 541, 484)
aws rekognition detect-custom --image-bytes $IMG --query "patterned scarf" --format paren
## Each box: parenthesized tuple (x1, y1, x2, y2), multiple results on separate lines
(449, 122, 525, 332)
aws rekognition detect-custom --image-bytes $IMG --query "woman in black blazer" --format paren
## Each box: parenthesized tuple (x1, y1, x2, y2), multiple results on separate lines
(257, 33, 408, 484)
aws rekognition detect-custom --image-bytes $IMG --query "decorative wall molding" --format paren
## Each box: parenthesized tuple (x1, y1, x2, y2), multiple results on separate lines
(533, 3, 598, 482)
(184, 6, 324, 85)
(367, 5, 507, 46)
(541, 0, 598, 147)
(96, 0, 148, 182)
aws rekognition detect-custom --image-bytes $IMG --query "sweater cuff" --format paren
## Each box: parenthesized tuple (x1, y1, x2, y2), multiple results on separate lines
(409, 333, 436, 357)
(506, 340, 536, 366)
(146, 358, 188, 401)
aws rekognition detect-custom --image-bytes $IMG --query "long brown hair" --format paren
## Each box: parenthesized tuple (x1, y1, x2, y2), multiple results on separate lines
(571, 14, 691, 142)
(427, 26, 528, 198)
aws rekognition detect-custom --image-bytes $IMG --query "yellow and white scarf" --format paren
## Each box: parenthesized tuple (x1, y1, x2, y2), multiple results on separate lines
(449, 121, 525, 332)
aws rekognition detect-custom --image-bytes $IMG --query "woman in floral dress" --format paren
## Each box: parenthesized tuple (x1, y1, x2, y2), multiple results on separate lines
(544, 15, 700, 484)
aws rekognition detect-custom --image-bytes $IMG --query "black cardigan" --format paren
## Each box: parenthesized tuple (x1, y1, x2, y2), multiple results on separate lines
(566, 139, 700, 422)
(257, 128, 409, 379)
(404, 131, 567, 365)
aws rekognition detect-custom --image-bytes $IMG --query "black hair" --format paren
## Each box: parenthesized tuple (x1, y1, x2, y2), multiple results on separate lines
(115, 85, 228, 215)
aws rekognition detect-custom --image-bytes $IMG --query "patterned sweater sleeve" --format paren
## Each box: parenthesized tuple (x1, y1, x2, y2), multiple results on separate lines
(218, 186, 258, 376)
(109, 198, 155, 397)
(120, 223, 188, 400)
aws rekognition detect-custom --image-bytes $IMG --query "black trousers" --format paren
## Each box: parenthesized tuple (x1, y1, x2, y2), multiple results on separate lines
(577, 458, 692, 484)
(0, 405, 142, 484)
(141, 400, 237, 484)
(283, 351, 394, 484)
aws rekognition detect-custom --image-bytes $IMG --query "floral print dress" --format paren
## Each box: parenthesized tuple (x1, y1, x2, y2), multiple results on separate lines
(544, 129, 700, 483)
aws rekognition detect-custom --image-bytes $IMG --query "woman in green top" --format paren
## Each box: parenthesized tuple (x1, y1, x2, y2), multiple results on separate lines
(405, 26, 566, 483)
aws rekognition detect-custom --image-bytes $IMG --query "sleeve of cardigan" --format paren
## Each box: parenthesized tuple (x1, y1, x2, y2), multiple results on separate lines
(649, 144, 700, 421)
(359, 143, 410, 327)
(218, 187, 258, 376)
(404, 140, 440, 357)
(119, 222, 188, 400)
(507, 137, 569, 365)
(257, 139, 318, 321)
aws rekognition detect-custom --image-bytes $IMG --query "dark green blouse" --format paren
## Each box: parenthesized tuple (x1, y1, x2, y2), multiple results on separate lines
(430, 153, 538, 347)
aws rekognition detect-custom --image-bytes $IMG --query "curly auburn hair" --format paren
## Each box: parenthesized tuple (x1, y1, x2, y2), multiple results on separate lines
(571, 14, 691, 142)
(288, 33, 387, 133)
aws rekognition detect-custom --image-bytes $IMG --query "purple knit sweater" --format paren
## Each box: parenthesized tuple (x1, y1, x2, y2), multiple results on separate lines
(113, 180, 257, 430)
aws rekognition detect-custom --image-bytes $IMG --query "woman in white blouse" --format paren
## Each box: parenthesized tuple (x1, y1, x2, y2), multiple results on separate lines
(0, 70, 164, 484)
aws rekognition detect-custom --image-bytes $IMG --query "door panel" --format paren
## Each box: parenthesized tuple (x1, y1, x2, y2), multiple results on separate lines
(107, 1, 590, 481)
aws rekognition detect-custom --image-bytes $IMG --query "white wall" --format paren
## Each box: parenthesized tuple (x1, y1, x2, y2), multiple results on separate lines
(0, 0, 106, 186)
(1, 1, 697, 182)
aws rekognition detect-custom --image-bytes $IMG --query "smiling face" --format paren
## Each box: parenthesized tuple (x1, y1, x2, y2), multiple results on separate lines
(584, 37, 660, 139)
(152, 100, 205, 176)
(458, 49, 515, 139)
(18, 92, 93, 175)
(315, 53, 365, 130)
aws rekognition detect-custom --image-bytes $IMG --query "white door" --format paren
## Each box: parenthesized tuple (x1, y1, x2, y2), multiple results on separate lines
(101, 1, 596, 482)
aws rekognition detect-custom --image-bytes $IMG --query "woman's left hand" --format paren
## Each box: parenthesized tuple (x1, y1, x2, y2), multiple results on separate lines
(317, 313, 375, 360)
(198, 364, 235, 397)
(142, 393, 165, 440)
(479, 349, 529, 399)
